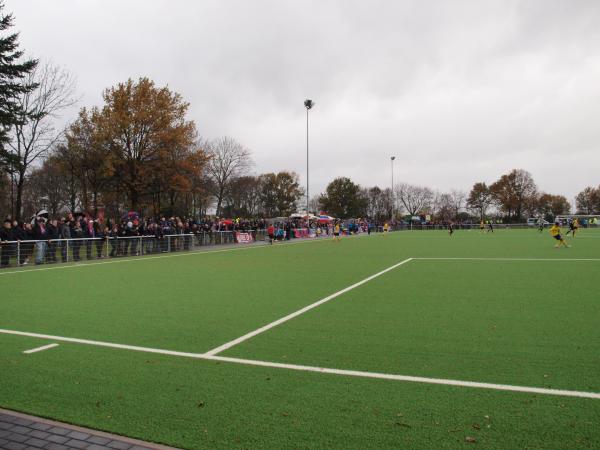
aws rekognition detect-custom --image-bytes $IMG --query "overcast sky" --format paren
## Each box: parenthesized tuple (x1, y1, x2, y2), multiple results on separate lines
(6, 0, 600, 204)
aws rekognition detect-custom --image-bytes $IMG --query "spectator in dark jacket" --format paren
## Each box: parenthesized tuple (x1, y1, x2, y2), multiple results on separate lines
(83, 217, 95, 260)
(0, 218, 13, 267)
(32, 217, 48, 265)
(129, 221, 140, 256)
(93, 221, 105, 258)
(59, 217, 71, 262)
(109, 224, 119, 257)
(71, 221, 83, 261)
(46, 219, 59, 263)
(20, 222, 34, 266)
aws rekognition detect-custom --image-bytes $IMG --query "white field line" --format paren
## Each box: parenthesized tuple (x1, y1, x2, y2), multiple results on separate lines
(22, 343, 59, 354)
(0, 233, 372, 276)
(206, 355, 600, 400)
(1, 328, 598, 400)
(415, 257, 600, 261)
(203, 258, 414, 356)
(1, 328, 204, 358)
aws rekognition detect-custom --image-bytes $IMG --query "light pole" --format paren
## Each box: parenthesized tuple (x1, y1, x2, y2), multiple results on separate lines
(304, 99, 314, 215)
(390, 156, 396, 222)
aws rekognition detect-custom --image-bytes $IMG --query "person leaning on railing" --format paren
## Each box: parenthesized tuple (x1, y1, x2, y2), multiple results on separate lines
(59, 217, 71, 263)
(71, 220, 83, 261)
(109, 224, 119, 257)
(46, 219, 59, 264)
(32, 217, 48, 265)
(0, 218, 14, 267)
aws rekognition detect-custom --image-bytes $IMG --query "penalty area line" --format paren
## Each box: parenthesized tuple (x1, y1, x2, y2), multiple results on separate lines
(203, 257, 414, 356)
(0, 327, 599, 400)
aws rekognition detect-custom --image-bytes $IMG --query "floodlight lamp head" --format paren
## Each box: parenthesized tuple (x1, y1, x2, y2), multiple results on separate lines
(304, 99, 314, 110)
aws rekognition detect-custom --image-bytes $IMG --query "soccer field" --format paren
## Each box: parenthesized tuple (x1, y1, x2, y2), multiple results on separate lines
(1, 228, 599, 449)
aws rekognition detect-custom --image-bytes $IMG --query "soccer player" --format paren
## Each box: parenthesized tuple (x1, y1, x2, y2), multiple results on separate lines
(333, 222, 341, 242)
(479, 220, 485, 233)
(487, 221, 494, 233)
(447, 222, 454, 236)
(565, 218, 579, 237)
(538, 217, 545, 233)
(383, 222, 389, 234)
(550, 222, 569, 248)
(267, 224, 275, 244)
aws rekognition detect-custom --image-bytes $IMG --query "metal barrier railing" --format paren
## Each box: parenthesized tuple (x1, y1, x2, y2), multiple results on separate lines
(2, 223, 595, 268)
(0, 230, 269, 268)
(392, 223, 539, 231)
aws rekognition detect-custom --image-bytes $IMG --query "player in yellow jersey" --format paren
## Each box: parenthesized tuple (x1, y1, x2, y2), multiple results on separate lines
(550, 222, 569, 248)
(333, 222, 341, 242)
(383, 222, 389, 234)
(479, 220, 485, 233)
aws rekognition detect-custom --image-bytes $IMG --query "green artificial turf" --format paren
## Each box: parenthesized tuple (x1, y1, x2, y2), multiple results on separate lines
(2, 334, 600, 449)
(0, 236, 413, 352)
(1, 228, 599, 449)
(225, 259, 600, 391)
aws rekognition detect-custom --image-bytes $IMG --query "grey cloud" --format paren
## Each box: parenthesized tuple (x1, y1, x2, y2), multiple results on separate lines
(6, 0, 600, 204)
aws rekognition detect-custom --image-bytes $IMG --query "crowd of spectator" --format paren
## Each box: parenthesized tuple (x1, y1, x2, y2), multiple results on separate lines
(0, 212, 272, 267)
(0, 211, 388, 268)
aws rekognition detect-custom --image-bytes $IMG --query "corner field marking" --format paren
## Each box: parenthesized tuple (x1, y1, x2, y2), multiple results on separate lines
(0, 233, 372, 276)
(22, 343, 59, 354)
(1, 328, 599, 400)
(203, 257, 414, 356)
(414, 257, 600, 261)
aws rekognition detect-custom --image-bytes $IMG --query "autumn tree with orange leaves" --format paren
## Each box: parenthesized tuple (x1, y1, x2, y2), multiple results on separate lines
(50, 78, 208, 218)
(100, 78, 202, 212)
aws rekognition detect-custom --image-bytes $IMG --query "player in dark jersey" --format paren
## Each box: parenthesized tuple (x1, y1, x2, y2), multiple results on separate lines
(565, 218, 579, 237)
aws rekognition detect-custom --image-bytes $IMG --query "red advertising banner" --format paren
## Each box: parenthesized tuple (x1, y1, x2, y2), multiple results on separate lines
(293, 228, 309, 238)
(235, 232, 254, 244)
(292, 228, 317, 238)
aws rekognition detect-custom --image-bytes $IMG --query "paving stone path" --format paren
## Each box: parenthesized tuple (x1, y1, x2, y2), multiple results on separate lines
(0, 409, 179, 450)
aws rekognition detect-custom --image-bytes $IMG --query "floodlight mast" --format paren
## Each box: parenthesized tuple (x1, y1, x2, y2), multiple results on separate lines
(391, 156, 396, 221)
(304, 99, 314, 216)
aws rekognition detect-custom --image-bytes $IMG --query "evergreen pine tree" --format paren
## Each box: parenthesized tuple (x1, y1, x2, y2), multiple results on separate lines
(0, 1, 37, 169)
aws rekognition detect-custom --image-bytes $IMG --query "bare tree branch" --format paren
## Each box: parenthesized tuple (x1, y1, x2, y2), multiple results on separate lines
(205, 136, 253, 216)
(6, 60, 77, 219)
(395, 183, 433, 217)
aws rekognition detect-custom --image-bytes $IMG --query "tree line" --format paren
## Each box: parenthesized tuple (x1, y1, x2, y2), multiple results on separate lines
(0, 3, 598, 223)
(0, 64, 306, 220)
(317, 169, 599, 222)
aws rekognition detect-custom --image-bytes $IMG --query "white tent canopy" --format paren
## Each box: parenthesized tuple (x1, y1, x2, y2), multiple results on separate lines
(290, 213, 319, 220)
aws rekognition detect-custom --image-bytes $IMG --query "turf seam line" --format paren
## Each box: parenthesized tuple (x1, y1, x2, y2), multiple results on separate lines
(202, 257, 415, 356)
(1, 327, 599, 400)
(0, 233, 372, 276)
(22, 343, 59, 354)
